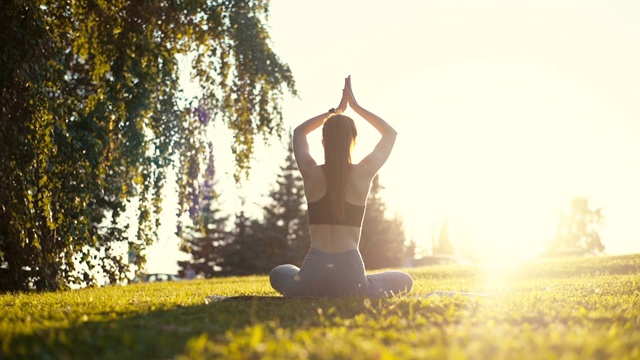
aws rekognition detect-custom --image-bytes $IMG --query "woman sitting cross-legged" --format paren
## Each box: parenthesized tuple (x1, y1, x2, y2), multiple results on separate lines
(269, 76, 413, 298)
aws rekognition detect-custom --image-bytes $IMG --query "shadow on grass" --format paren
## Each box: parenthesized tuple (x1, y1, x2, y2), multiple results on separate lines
(7, 296, 377, 360)
(9, 254, 639, 359)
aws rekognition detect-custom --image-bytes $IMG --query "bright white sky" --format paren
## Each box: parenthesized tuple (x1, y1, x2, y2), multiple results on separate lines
(147, 0, 640, 273)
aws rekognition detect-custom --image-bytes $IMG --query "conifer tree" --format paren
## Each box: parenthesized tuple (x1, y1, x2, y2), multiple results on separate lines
(360, 176, 414, 269)
(212, 138, 308, 276)
(185, 138, 309, 277)
(177, 153, 231, 278)
(258, 137, 309, 266)
(216, 210, 262, 276)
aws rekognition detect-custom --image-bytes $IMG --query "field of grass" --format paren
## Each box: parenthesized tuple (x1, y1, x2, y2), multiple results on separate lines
(1, 254, 639, 359)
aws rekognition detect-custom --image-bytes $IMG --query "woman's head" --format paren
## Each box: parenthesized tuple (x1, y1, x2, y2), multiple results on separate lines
(322, 115, 357, 221)
(322, 114, 357, 164)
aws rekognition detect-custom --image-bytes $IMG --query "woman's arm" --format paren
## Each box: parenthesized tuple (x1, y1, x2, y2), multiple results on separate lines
(293, 88, 348, 174)
(292, 112, 329, 173)
(345, 76, 397, 174)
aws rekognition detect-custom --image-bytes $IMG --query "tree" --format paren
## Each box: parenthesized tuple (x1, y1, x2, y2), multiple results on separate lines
(212, 137, 309, 276)
(546, 197, 605, 254)
(177, 152, 231, 279)
(258, 137, 309, 266)
(359, 176, 414, 269)
(0, 0, 295, 291)
(215, 210, 268, 276)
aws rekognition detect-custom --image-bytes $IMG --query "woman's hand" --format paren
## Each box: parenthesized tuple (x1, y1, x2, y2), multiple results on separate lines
(336, 87, 348, 114)
(344, 75, 359, 109)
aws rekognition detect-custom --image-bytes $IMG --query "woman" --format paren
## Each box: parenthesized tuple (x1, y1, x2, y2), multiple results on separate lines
(269, 76, 413, 298)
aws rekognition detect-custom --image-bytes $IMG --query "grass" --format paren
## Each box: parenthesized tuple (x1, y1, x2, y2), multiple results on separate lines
(1, 254, 639, 359)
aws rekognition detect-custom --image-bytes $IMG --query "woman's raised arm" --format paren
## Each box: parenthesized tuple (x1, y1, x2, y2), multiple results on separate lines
(293, 87, 348, 174)
(345, 76, 397, 174)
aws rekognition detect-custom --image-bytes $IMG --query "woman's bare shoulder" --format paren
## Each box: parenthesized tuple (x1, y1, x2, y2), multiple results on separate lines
(302, 164, 326, 201)
(348, 164, 376, 200)
(351, 162, 378, 181)
(304, 164, 325, 178)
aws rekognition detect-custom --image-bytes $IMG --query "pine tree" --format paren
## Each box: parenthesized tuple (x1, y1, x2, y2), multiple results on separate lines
(185, 136, 310, 277)
(177, 153, 231, 278)
(259, 137, 310, 266)
(360, 175, 414, 269)
(216, 210, 263, 276)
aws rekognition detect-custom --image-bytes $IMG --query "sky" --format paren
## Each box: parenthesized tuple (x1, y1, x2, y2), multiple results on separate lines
(146, 0, 640, 273)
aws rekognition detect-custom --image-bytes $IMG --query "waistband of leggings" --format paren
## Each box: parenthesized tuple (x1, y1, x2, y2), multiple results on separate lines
(307, 247, 360, 259)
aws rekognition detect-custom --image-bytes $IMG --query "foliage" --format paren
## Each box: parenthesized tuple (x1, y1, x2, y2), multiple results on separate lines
(176, 153, 231, 279)
(179, 138, 309, 277)
(0, 0, 295, 291)
(208, 211, 266, 276)
(1, 254, 639, 359)
(177, 146, 413, 278)
(546, 197, 605, 254)
(360, 176, 415, 269)
(255, 136, 309, 266)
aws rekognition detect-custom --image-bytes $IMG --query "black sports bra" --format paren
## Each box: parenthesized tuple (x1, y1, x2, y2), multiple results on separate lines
(307, 193, 365, 227)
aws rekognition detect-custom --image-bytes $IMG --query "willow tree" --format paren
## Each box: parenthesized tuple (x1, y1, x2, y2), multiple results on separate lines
(0, 0, 295, 291)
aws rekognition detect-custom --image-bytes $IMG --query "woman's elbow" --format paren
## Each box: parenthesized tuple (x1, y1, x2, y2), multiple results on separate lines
(385, 128, 398, 140)
(293, 126, 306, 138)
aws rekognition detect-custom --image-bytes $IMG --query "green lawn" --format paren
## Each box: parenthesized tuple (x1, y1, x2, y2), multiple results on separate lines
(2, 254, 639, 359)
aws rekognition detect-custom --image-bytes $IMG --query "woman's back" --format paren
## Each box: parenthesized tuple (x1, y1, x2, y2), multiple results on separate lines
(303, 163, 374, 253)
(293, 77, 396, 253)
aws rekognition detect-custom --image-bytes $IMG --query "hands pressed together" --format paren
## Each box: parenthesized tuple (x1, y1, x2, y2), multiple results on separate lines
(334, 76, 359, 115)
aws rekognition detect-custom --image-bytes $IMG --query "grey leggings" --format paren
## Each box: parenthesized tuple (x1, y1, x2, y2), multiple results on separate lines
(269, 248, 413, 298)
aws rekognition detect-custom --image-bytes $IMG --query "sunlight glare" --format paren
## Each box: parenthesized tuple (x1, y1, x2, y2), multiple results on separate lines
(373, 57, 599, 262)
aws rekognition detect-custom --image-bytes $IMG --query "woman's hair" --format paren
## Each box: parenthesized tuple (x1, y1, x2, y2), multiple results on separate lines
(322, 115, 358, 221)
